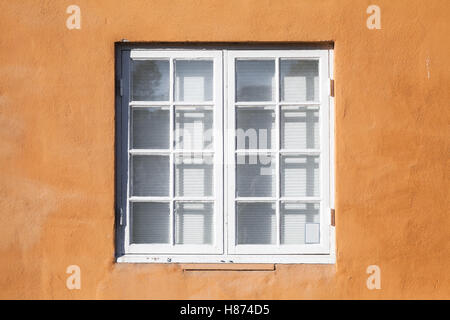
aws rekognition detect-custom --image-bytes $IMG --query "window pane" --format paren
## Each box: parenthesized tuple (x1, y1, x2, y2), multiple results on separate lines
(132, 60, 169, 101)
(175, 202, 213, 245)
(175, 107, 213, 150)
(237, 202, 276, 244)
(132, 155, 170, 196)
(175, 154, 213, 197)
(131, 202, 170, 244)
(281, 155, 319, 197)
(281, 106, 319, 149)
(236, 154, 275, 197)
(132, 107, 169, 149)
(236, 106, 275, 149)
(175, 60, 213, 102)
(236, 60, 275, 102)
(281, 202, 320, 244)
(280, 60, 319, 102)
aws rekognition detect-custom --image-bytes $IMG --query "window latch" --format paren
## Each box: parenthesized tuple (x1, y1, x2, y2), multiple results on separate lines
(331, 208, 335, 226)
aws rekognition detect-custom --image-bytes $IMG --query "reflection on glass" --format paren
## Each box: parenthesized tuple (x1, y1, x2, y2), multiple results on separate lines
(132, 107, 169, 149)
(236, 60, 275, 102)
(236, 154, 275, 197)
(132, 155, 170, 196)
(236, 107, 275, 150)
(132, 202, 170, 244)
(237, 202, 276, 244)
(280, 60, 319, 102)
(175, 60, 213, 102)
(132, 60, 169, 101)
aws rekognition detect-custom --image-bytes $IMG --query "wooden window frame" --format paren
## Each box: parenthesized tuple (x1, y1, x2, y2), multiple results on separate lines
(115, 46, 335, 264)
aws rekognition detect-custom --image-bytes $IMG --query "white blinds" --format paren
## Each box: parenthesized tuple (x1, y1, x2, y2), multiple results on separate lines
(236, 106, 276, 149)
(175, 60, 213, 102)
(131, 155, 170, 197)
(237, 202, 276, 244)
(281, 155, 319, 197)
(132, 107, 170, 149)
(280, 203, 320, 244)
(132, 202, 170, 244)
(175, 108, 213, 150)
(280, 60, 319, 102)
(281, 107, 319, 149)
(236, 60, 275, 102)
(175, 154, 214, 197)
(175, 202, 213, 245)
(236, 154, 276, 197)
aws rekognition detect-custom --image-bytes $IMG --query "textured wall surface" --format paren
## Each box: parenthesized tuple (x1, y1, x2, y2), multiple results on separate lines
(0, 0, 449, 299)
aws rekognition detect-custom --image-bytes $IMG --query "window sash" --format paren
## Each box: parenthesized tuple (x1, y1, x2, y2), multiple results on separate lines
(125, 50, 224, 254)
(226, 50, 330, 255)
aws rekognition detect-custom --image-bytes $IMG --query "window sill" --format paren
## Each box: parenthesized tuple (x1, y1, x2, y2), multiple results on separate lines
(116, 254, 335, 264)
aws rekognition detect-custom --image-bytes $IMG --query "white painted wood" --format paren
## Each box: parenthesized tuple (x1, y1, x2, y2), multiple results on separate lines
(126, 50, 223, 255)
(121, 48, 336, 263)
(117, 254, 336, 264)
(226, 50, 331, 255)
(275, 57, 281, 247)
(329, 49, 335, 210)
(226, 50, 237, 254)
(130, 101, 214, 106)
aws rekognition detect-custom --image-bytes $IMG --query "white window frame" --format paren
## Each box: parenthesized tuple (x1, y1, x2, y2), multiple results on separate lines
(118, 48, 335, 264)
(226, 50, 330, 255)
(125, 50, 224, 255)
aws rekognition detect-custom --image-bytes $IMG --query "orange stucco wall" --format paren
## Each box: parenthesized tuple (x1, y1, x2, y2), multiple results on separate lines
(0, 0, 449, 299)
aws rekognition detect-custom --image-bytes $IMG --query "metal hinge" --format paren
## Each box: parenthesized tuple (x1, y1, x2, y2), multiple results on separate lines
(330, 79, 335, 97)
(331, 208, 335, 226)
(117, 78, 123, 97)
(119, 207, 125, 226)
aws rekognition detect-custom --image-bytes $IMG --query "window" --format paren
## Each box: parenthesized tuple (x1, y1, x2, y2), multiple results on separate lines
(116, 47, 335, 263)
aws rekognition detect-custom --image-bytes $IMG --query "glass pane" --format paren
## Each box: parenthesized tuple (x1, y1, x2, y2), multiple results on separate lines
(132, 107, 169, 149)
(280, 60, 319, 102)
(131, 202, 170, 244)
(281, 155, 319, 197)
(132, 60, 169, 101)
(175, 60, 213, 102)
(236, 154, 275, 197)
(281, 202, 320, 244)
(281, 106, 319, 149)
(175, 202, 213, 245)
(132, 155, 170, 196)
(237, 202, 276, 244)
(175, 107, 213, 150)
(236, 106, 275, 150)
(175, 154, 213, 197)
(236, 60, 275, 102)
